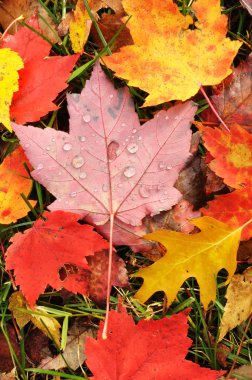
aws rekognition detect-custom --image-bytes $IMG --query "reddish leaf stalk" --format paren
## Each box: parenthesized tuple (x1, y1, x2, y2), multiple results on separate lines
(102, 213, 115, 340)
(200, 85, 230, 133)
(226, 313, 252, 380)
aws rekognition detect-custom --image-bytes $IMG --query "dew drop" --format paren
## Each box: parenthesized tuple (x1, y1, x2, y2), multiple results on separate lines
(102, 184, 109, 192)
(70, 191, 77, 197)
(79, 171, 87, 179)
(37, 163, 43, 170)
(65, 200, 69, 204)
(165, 116, 169, 120)
(164, 191, 168, 195)
(174, 116, 179, 120)
(51, 138, 55, 142)
(121, 122, 126, 127)
(94, 188, 98, 192)
(58, 171, 62, 176)
(63, 143, 72, 151)
(109, 94, 114, 99)
(160, 199, 165, 203)
(158, 161, 166, 170)
(166, 166, 172, 170)
(132, 129, 137, 134)
(46, 146, 51, 151)
(25, 143, 30, 148)
(58, 198, 62, 202)
(124, 166, 136, 178)
(139, 185, 149, 198)
(138, 136, 142, 141)
(118, 183, 122, 188)
(127, 143, 139, 154)
(72, 155, 85, 168)
(125, 138, 129, 142)
(83, 114, 91, 123)
(79, 136, 86, 142)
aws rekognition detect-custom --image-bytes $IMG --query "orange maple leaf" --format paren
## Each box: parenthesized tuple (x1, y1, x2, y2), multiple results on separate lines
(201, 189, 252, 240)
(0, 146, 36, 224)
(103, 0, 242, 107)
(200, 123, 252, 189)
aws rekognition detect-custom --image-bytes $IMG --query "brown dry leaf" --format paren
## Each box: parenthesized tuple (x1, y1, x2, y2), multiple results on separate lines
(238, 238, 252, 262)
(219, 269, 252, 341)
(0, 369, 16, 380)
(40, 322, 96, 370)
(231, 365, 252, 379)
(25, 328, 50, 366)
(91, 13, 133, 52)
(202, 54, 252, 132)
(0, 0, 61, 43)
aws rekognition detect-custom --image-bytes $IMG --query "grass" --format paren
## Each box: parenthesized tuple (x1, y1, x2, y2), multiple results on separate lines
(0, 0, 252, 378)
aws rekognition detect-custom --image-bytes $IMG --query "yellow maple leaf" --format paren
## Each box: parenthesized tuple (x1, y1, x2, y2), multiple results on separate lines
(0, 48, 23, 131)
(219, 268, 252, 341)
(103, 0, 242, 107)
(133, 217, 241, 309)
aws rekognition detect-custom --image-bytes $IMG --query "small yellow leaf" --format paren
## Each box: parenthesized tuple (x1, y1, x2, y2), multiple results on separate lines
(133, 217, 241, 309)
(9, 291, 30, 329)
(69, 0, 93, 53)
(8, 291, 61, 346)
(219, 270, 252, 341)
(31, 307, 61, 348)
(0, 48, 23, 131)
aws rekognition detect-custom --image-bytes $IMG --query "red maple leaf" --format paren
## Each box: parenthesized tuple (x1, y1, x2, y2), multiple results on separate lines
(1, 15, 79, 124)
(85, 307, 224, 379)
(5, 211, 110, 306)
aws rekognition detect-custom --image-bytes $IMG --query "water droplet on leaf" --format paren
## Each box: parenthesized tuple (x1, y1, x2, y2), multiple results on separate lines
(70, 191, 77, 197)
(83, 114, 91, 123)
(127, 143, 139, 153)
(139, 185, 149, 198)
(132, 129, 137, 134)
(72, 155, 85, 168)
(79, 171, 87, 179)
(102, 184, 109, 192)
(166, 166, 172, 170)
(158, 162, 166, 169)
(25, 143, 30, 148)
(124, 166, 136, 178)
(37, 164, 43, 170)
(63, 143, 72, 151)
(79, 136, 86, 142)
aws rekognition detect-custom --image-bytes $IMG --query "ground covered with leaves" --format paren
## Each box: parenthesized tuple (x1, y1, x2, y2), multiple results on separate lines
(0, 0, 252, 379)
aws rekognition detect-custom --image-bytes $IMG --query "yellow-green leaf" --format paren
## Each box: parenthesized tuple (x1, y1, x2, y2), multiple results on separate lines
(0, 48, 23, 131)
(133, 217, 241, 309)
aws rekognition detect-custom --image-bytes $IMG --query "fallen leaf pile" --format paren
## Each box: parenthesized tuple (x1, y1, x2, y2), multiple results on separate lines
(0, 0, 251, 378)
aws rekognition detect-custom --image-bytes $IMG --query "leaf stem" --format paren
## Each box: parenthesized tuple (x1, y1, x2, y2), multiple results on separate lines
(200, 85, 230, 133)
(102, 213, 115, 339)
(0, 15, 24, 41)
